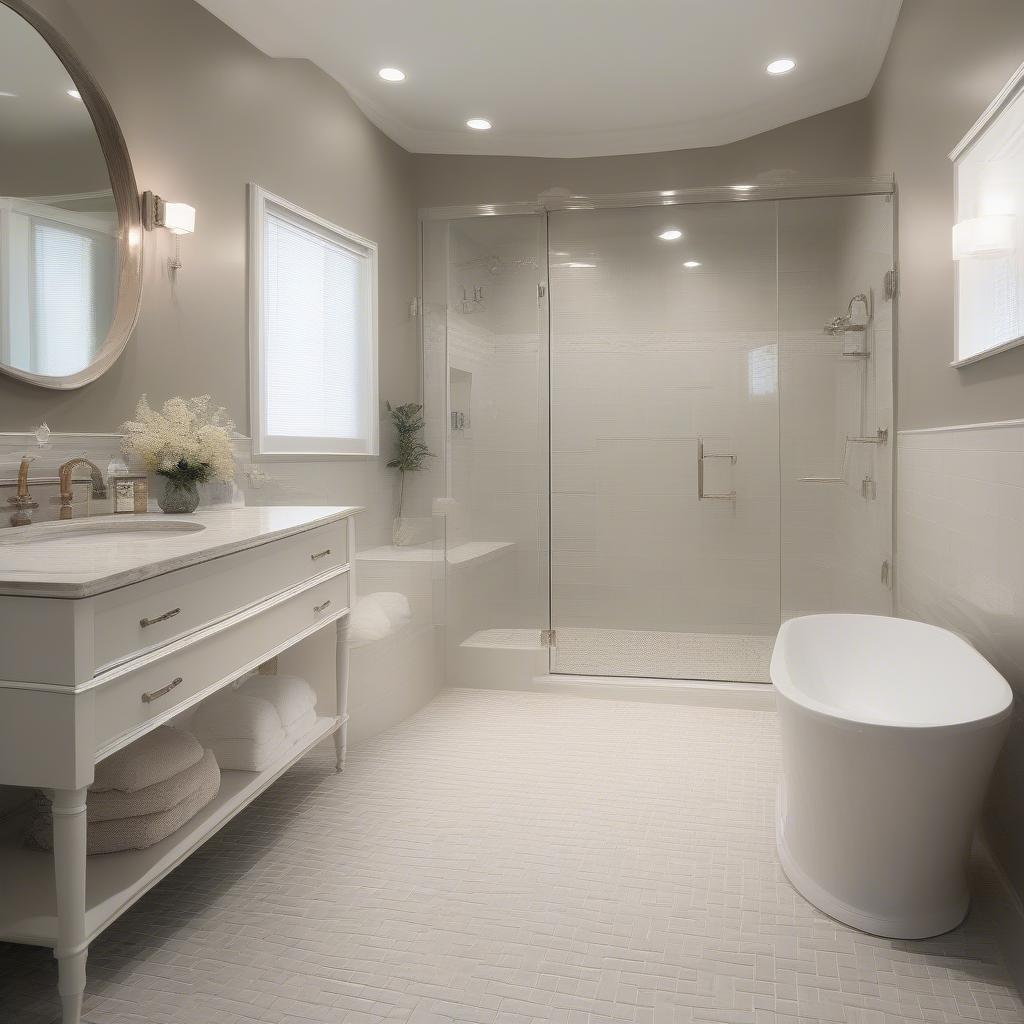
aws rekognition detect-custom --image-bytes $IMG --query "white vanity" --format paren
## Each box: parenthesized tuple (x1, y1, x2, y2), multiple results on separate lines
(0, 505, 359, 1023)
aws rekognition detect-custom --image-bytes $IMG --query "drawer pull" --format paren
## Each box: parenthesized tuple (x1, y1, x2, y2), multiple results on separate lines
(310, 548, 331, 561)
(141, 677, 183, 704)
(140, 607, 181, 629)
(314, 599, 332, 615)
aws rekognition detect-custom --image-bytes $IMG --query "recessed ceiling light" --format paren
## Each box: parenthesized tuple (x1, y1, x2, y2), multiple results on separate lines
(565, 262, 596, 269)
(0, 90, 16, 98)
(731, 184, 755, 191)
(683, 260, 702, 268)
(659, 228, 683, 241)
(466, 117, 492, 131)
(766, 58, 796, 75)
(66, 88, 81, 100)
(378, 67, 405, 82)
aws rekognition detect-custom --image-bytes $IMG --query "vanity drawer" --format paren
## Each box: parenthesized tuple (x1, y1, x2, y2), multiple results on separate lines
(93, 570, 349, 754)
(92, 519, 349, 673)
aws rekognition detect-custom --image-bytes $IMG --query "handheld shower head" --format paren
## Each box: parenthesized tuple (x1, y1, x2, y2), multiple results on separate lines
(824, 293, 871, 335)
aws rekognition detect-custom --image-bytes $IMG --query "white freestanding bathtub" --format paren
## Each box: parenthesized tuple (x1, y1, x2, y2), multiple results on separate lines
(772, 614, 1012, 939)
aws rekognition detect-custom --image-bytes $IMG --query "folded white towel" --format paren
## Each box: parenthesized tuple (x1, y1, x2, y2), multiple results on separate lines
(192, 690, 284, 744)
(92, 726, 204, 794)
(286, 707, 318, 744)
(348, 597, 392, 646)
(241, 675, 317, 728)
(202, 733, 291, 772)
(372, 591, 412, 630)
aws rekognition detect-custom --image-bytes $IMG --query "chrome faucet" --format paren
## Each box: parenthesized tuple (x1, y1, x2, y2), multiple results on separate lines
(57, 458, 107, 520)
(7, 456, 39, 527)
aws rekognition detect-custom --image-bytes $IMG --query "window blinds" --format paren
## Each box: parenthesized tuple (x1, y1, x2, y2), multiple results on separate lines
(31, 220, 100, 376)
(260, 204, 373, 453)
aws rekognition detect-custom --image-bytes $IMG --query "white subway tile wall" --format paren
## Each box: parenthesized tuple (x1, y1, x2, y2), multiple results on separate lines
(898, 419, 1024, 899)
(899, 421, 1024, 658)
(548, 203, 781, 676)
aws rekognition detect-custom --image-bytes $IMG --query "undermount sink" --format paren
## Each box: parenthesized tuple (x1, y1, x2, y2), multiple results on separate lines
(0, 517, 206, 548)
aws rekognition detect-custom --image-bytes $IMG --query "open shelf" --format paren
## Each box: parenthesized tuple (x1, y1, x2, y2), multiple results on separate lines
(0, 715, 341, 949)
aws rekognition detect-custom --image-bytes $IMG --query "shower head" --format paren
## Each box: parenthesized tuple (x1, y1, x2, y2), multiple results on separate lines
(824, 293, 871, 335)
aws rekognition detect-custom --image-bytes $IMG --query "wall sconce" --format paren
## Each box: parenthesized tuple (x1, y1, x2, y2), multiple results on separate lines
(952, 215, 1015, 260)
(142, 190, 196, 273)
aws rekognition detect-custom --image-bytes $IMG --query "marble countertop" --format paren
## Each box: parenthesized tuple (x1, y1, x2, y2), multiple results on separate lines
(0, 506, 361, 598)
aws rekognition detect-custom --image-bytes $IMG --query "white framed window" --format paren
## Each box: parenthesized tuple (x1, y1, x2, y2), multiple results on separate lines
(248, 183, 378, 457)
(950, 61, 1024, 366)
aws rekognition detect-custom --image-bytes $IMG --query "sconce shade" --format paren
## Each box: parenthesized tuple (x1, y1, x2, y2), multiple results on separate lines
(952, 215, 1014, 259)
(142, 191, 196, 235)
(161, 202, 195, 235)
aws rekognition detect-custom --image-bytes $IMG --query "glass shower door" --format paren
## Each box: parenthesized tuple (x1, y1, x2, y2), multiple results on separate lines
(778, 194, 895, 621)
(422, 214, 552, 689)
(548, 202, 781, 681)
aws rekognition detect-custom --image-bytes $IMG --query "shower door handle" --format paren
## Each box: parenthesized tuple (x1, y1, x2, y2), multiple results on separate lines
(697, 440, 737, 501)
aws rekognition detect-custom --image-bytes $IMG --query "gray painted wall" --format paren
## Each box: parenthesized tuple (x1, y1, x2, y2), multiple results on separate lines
(1, 0, 419, 434)
(0, 135, 109, 196)
(867, 0, 1024, 430)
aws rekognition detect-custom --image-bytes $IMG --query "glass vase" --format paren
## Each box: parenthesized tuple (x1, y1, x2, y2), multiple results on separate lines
(158, 478, 200, 514)
(392, 516, 417, 546)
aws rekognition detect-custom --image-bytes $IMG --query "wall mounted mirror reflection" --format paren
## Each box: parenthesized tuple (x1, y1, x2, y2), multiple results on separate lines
(0, 0, 142, 390)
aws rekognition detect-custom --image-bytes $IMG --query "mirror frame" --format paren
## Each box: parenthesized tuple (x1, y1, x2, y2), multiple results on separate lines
(0, 0, 143, 390)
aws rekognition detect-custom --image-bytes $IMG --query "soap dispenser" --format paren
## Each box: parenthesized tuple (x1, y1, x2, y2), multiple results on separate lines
(108, 455, 152, 514)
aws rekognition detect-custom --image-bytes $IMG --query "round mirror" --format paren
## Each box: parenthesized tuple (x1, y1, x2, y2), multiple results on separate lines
(0, 0, 142, 390)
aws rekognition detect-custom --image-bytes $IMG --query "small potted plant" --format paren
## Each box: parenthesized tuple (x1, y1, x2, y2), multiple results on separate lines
(120, 395, 236, 513)
(386, 401, 433, 545)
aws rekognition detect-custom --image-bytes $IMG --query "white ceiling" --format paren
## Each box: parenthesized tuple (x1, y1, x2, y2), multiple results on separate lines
(196, 0, 902, 159)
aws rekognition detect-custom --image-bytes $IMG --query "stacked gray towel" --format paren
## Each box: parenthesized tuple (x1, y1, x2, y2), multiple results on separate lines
(28, 726, 221, 855)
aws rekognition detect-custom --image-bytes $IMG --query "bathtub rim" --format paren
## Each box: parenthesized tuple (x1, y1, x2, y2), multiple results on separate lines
(771, 613, 1013, 732)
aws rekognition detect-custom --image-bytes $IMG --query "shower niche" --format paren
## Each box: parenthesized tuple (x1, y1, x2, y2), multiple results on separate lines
(422, 185, 895, 686)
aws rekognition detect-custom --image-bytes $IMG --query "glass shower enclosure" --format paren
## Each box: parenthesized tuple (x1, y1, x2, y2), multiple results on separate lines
(422, 181, 895, 686)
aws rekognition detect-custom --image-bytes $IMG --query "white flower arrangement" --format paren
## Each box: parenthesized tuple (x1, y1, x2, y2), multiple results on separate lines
(120, 395, 236, 485)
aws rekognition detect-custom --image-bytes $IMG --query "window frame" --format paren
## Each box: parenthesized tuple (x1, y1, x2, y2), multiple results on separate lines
(949, 60, 1024, 368)
(248, 183, 379, 459)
